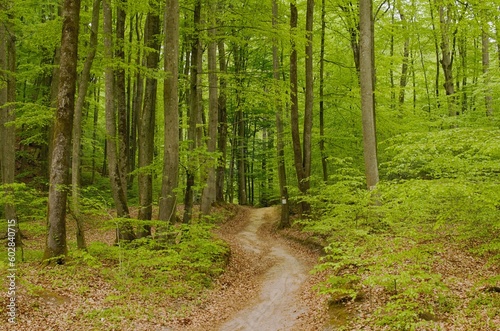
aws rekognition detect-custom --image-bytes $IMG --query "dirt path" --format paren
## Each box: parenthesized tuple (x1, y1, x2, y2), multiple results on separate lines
(218, 207, 309, 331)
(171, 206, 329, 331)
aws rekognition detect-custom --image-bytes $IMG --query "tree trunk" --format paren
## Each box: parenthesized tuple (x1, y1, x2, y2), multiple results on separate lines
(437, 3, 456, 116)
(273, 0, 290, 228)
(234, 44, 247, 206)
(359, 0, 379, 190)
(183, 0, 202, 223)
(71, 0, 101, 250)
(103, 0, 134, 240)
(0, 6, 21, 245)
(115, 0, 129, 196)
(201, 1, 218, 215)
(216, 39, 228, 203)
(137, 5, 160, 237)
(319, 0, 327, 183)
(302, 0, 314, 215)
(482, 27, 493, 116)
(159, 0, 180, 223)
(398, 9, 410, 107)
(44, 0, 81, 263)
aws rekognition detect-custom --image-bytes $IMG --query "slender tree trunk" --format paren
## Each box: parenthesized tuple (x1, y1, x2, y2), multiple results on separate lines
(359, 0, 379, 190)
(201, 0, 218, 215)
(235, 44, 247, 206)
(482, 26, 493, 116)
(183, 0, 202, 223)
(437, 3, 456, 116)
(115, 0, 129, 196)
(273, 0, 290, 228)
(91, 86, 100, 184)
(159, 0, 180, 223)
(71, 0, 100, 250)
(103, 0, 134, 241)
(319, 0, 327, 183)
(398, 9, 410, 107)
(429, 0, 441, 109)
(289, 1, 304, 198)
(0, 5, 21, 246)
(216, 40, 228, 203)
(137, 5, 160, 236)
(302, 0, 314, 211)
(44, 0, 81, 263)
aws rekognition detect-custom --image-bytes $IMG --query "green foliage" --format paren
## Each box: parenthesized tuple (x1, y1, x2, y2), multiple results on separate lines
(0, 183, 46, 221)
(302, 129, 500, 329)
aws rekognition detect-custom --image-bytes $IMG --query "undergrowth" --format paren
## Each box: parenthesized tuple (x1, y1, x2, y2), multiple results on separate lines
(300, 128, 500, 330)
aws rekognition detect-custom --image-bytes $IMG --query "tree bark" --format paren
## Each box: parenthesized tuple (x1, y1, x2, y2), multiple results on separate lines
(359, 0, 379, 190)
(201, 0, 219, 215)
(216, 39, 228, 203)
(44, 0, 81, 263)
(103, 0, 134, 241)
(319, 0, 327, 183)
(482, 26, 493, 116)
(137, 4, 160, 236)
(71, 0, 101, 250)
(183, 0, 202, 223)
(159, 0, 180, 223)
(437, 2, 456, 116)
(0, 4, 20, 245)
(273, 0, 290, 228)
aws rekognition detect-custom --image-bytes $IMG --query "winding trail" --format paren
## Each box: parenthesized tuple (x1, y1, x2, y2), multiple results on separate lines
(218, 207, 310, 331)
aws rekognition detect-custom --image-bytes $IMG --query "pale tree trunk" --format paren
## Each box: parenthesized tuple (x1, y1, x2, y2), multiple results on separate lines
(234, 44, 247, 206)
(159, 0, 180, 223)
(429, 0, 441, 109)
(0, 6, 21, 246)
(201, 0, 218, 215)
(71, 0, 101, 250)
(103, 0, 134, 240)
(482, 26, 493, 116)
(273, 0, 290, 228)
(115, 0, 128, 197)
(183, 0, 202, 223)
(319, 0, 327, 182)
(359, 0, 379, 190)
(44, 0, 81, 263)
(398, 9, 410, 107)
(302, 0, 314, 213)
(289, 1, 303, 200)
(437, 2, 456, 116)
(216, 39, 228, 203)
(137, 5, 160, 237)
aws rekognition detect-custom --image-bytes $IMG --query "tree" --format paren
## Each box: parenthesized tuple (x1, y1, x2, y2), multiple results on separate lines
(273, 0, 290, 228)
(137, 2, 161, 236)
(359, 0, 379, 189)
(103, 0, 134, 240)
(159, 0, 180, 223)
(0, 0, 20, 245)
(71, 0, 101, 250)
(44, 0, 81, 263)
(201, 0, 219, 215)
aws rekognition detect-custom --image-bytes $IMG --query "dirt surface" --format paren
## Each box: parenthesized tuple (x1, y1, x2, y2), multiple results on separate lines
(168, 206, 330, 331)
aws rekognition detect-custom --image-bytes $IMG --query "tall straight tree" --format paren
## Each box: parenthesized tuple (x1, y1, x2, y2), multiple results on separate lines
(137, 3, 161, 236)
(273, 0, 290, 228)
(289, 0, 314, 215)
(159, 0, 180, 223)
(71, 0, 101, 250)
(201, 0, 219, 215)
(0, 1, 20, 244)
(215, 39, 228, 203)
(44, 0, 81, 263)
(183, 0, 202, 223)
(359, 0, 379, 189)
(103, 0, 135, 240)
(319, 0, 327, 182)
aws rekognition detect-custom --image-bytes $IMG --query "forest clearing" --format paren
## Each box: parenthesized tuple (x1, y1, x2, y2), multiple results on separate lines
(1, 0, 500, 330)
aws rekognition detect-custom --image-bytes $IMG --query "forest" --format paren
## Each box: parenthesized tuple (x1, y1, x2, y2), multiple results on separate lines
(1, 0, 499, 329)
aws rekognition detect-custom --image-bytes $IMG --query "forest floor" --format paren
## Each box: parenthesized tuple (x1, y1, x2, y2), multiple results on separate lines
(0, 205, 332, 331)
(166, 206, 331, 331)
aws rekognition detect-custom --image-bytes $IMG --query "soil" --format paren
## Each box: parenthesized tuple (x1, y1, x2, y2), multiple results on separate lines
(166, 206, 330, 331)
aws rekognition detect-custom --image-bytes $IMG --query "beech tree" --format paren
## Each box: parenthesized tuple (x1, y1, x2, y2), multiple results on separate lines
(359, 0, 379, 189)
(44, 0, 81, 263)
(159, 0, 180, 223)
